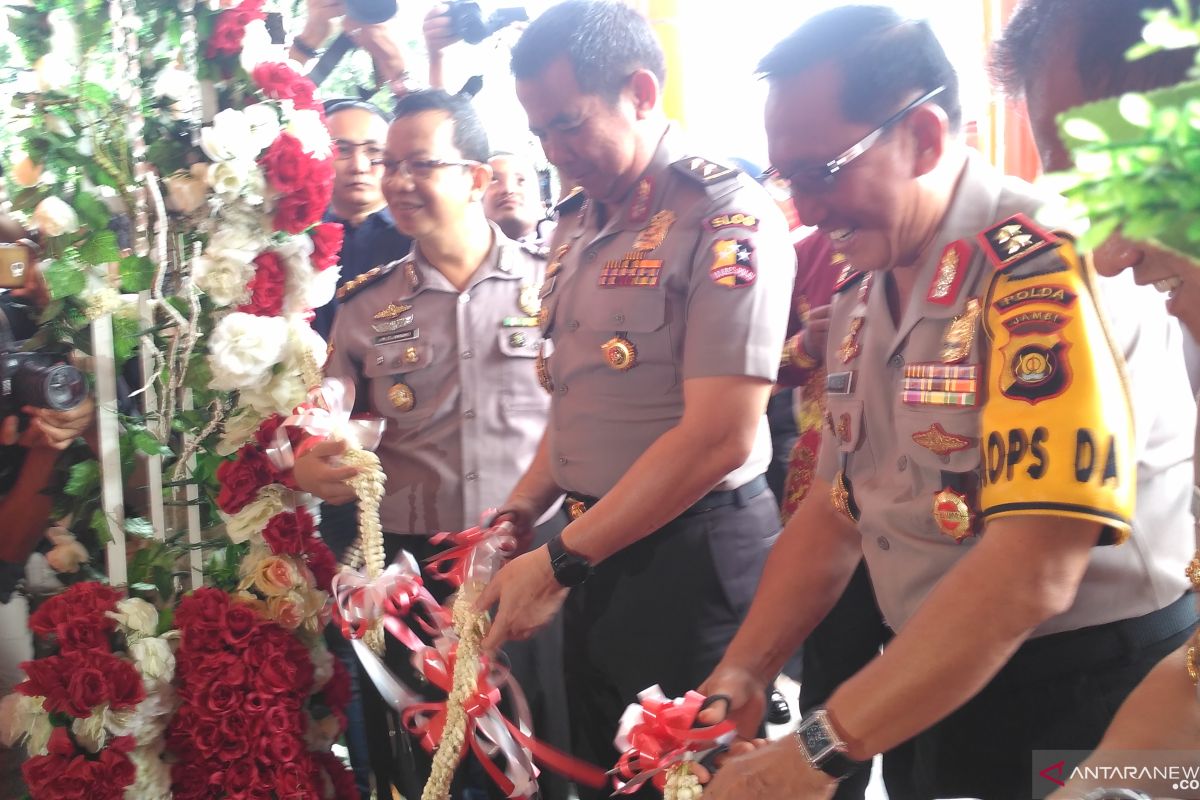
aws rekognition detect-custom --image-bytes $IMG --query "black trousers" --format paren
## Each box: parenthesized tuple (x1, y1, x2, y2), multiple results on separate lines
(908, 592, 1197, 800)
(564, 489, 780, 800)
(799, 561, 919, 800)
(356, 525, 572, 800)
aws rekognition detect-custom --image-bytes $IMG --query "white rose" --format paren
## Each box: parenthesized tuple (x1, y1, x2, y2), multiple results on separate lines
(222, 484, 287, 544)
(200, 108, 256, 163)
(109, 598, 159, 639)
(207, 312, 289, 391)
(216, 407, 265, 456)
(239, 369, 307, 416)
(193, 253, 254, 307)
(284, 318, 329, 372)
(206, 160, 253, 197)
(34, 54, 74, 92)
(243, 102, 283, 155)
(0, 693, 47, 749)
(45, 527, 90, 573)
(286, 108, 333, 159)
(25, 698, 53, 756)
(128, 636, 175, 683)
(164, 170, 207, 214)
(32, 196, 81, 237)
(125, 744, 173, 800)
(72, 707, 108, 752)
(11, 154, 43, 187)
(239, 19, 281, 73)
(208, 225, 268, 258)
(305, 264, 340, 312)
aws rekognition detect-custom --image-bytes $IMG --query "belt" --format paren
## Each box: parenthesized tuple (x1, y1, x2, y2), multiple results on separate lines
(1001, 592, 1197, 684)
(563, 474, 769, 522)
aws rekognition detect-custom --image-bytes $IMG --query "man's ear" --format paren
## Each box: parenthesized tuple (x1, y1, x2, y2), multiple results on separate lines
(468, 160, 494, 202)
(907, 103, 949, 178)
(627, 68, 660, 120)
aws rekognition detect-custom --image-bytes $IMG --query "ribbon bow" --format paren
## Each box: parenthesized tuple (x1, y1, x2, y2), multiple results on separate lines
(331, 552, 446, 652)
(611, 686, 736, 794)
(425, 513, 518, 588)
(266, 377, 386, 470)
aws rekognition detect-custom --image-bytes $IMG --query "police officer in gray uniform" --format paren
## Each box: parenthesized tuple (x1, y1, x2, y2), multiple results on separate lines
(701, 9, 1197, 800)
(474, 4, 794, 796)
(294, 89, 568, 800)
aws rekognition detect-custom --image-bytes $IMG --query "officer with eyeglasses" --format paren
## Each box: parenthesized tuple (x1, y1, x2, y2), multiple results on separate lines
(699, 7, 1196, 799)
(294, 88, 569, 800)
(313, 99, 414, 342)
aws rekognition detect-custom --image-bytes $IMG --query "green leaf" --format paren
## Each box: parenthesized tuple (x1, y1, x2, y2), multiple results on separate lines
(156, 605, 175, 635)
(132, 427, 173, 457)
(112, 316, 140, 365)
(79, 230, 121, 266)
(1062, 117, 1109, 143)
(79, 82, 111, 107)
(90, 507, 111, 547)
(43, 257, 87, 301)
(124, 517, 158, 539)
(119, 255, 155, 293)
(72, 192, 112, 230)
(66, 459, 101, 498)
(152, 566, 175, 600)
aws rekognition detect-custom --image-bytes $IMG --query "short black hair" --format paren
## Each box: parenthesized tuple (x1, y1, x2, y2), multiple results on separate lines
(757, 5, 962, 133)
(510, 0, 666, 102)
(992, 0, 1199, 99)
(322, 98, 392, 123)
(392, 89, 490, 163)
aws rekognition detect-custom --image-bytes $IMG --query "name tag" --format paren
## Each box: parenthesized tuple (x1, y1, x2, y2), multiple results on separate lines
(373, 328, 419, 346)
(826, 371, 856, 395)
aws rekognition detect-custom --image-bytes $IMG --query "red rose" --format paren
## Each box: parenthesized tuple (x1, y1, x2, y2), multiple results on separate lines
(244, 691, 269, 714)
(176, 587, 231, 633)
(262, 508, 314, 556)
(96, 746, 137, 792)
(304, 539, 337, 592)
(193, 716, 224, 757)
(64, 659, 108, 716)
(105, 656, 146, 710)
(272, 756, 314, 797)
(263, 703, 304, 736)
(259, 133, 315, 193)
(171, 759, 215, 800)
(205, 0, 266, 58)
(57, 617, 111, 654)
(308, 222, 343, 271)
(215, 446, 280, 514)
(315, 750, 357, 800)
(272, 159, 335, 234)
(224, 757, 258, 798)
(251, 62, 320, 111)
(238, 250, 287, 316)
(223, 602, 263, 649)
(29, 582, 120, 638)
(254, 413, 306, 452)
(18, 655, 71, 712)
(253, 627, 314, 696)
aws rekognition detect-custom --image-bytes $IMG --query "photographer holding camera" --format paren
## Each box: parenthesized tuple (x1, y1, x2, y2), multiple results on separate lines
(423, 1, 528, 90)
(289, 0, 413, 95)
(0, 212, 94, 800)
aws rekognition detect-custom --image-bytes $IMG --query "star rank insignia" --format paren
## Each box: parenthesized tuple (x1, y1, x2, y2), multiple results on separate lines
(673, 157, 737, 185)
(977, 213, 1059, 271)
(911, 423, 972, 457)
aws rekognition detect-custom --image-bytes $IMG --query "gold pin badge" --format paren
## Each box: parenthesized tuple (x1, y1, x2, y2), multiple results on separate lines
(536, 345, 554, 394)
(567, 499, 586, 521)
(932, 488, 973, 543)
(388, 383, 415, 412)
(374, 302, 413, 320)
(602, 335, 638, 371)
(838, 317, 864, 363)
(940, 297, 982, 364)
(403, 346, 420, 366)
(633, 210, 676, 252)
(546, 244, 570, 278)
(830, 471, 857, 522)
(519, 283, 542, 316)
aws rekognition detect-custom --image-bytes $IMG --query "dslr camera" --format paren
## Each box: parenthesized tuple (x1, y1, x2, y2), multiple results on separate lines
(0, 300, 87, 420)
(446, 1, 528, 45)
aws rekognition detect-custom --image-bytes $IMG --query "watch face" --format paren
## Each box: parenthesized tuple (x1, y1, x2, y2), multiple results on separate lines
(554, 559, 590, 587)
(800, 721, 832, 755)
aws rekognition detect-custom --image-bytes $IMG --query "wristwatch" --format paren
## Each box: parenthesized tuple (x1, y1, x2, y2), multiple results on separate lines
(546, 534, 592, 587)
(793, 708, 867, 781)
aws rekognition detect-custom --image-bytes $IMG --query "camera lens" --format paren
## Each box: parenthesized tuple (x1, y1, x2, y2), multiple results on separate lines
(15, 362, 87, 411)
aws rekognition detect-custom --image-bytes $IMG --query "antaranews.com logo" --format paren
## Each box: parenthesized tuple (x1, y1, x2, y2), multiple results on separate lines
(1034, 751, 1200, 799)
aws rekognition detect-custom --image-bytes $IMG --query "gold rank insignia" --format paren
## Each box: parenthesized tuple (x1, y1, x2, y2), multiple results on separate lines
(1186, 550, 1200, 589)
(627, 177, 654, 224)
(977, 213, 1059, 271)
(838, 317, 864, 363)
(388, 383, 415, 412)
(535, 344, 553, 393)
(633, 210, 676, 252)
(830, 471, 858, 522)
(940, 297, 982, 363)
(374, 302, 412, 320)
(927, 241, 971, 306)
(404, 263, 421, 291)
(602, 335, 638, 370)
(337, 265, 388, 300)
(519, 283, 542, 316)
(546, 244, 570, 278)
(911, 423, 972, 457)
(932, 488, 973, 543)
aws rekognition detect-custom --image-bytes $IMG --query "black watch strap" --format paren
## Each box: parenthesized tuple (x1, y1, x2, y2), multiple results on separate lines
(547, 534, 592, 587)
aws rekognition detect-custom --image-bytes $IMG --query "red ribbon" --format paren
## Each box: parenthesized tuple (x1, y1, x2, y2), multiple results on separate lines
(331, 555, 446, 652)
(612, 688, 736, 794)
(425, 518, 516, 588)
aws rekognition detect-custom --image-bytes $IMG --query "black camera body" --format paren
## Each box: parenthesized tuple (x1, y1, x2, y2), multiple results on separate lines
(446, 1, 528, 45)
(0, 299, 87, 419)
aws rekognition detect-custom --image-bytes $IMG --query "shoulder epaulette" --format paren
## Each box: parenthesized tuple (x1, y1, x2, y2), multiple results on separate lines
(977, 212, 1061, 272)
(336, 262, 396, 301)
(553, 186, 586, 215)
(671, 156, 738, 186)
(832, 262, 867, 294)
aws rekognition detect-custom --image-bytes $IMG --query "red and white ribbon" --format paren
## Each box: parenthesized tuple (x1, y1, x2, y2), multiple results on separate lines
(266, 377, 386, 470)
(331, 551, 446, 652)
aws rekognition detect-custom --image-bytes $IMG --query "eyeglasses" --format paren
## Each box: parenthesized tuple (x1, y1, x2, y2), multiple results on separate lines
(380, 158, 479, 181)
(333, 140, 387, 163)
(766, 85, 946, 195)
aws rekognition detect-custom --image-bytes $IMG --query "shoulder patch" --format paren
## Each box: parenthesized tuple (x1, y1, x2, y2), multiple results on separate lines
(672, 156, 738, 186)
(832, 260, 867, 294)
(553, 186, 586, 215)
(978, 213, 1060, 272)
(336, 262, 396, 301)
